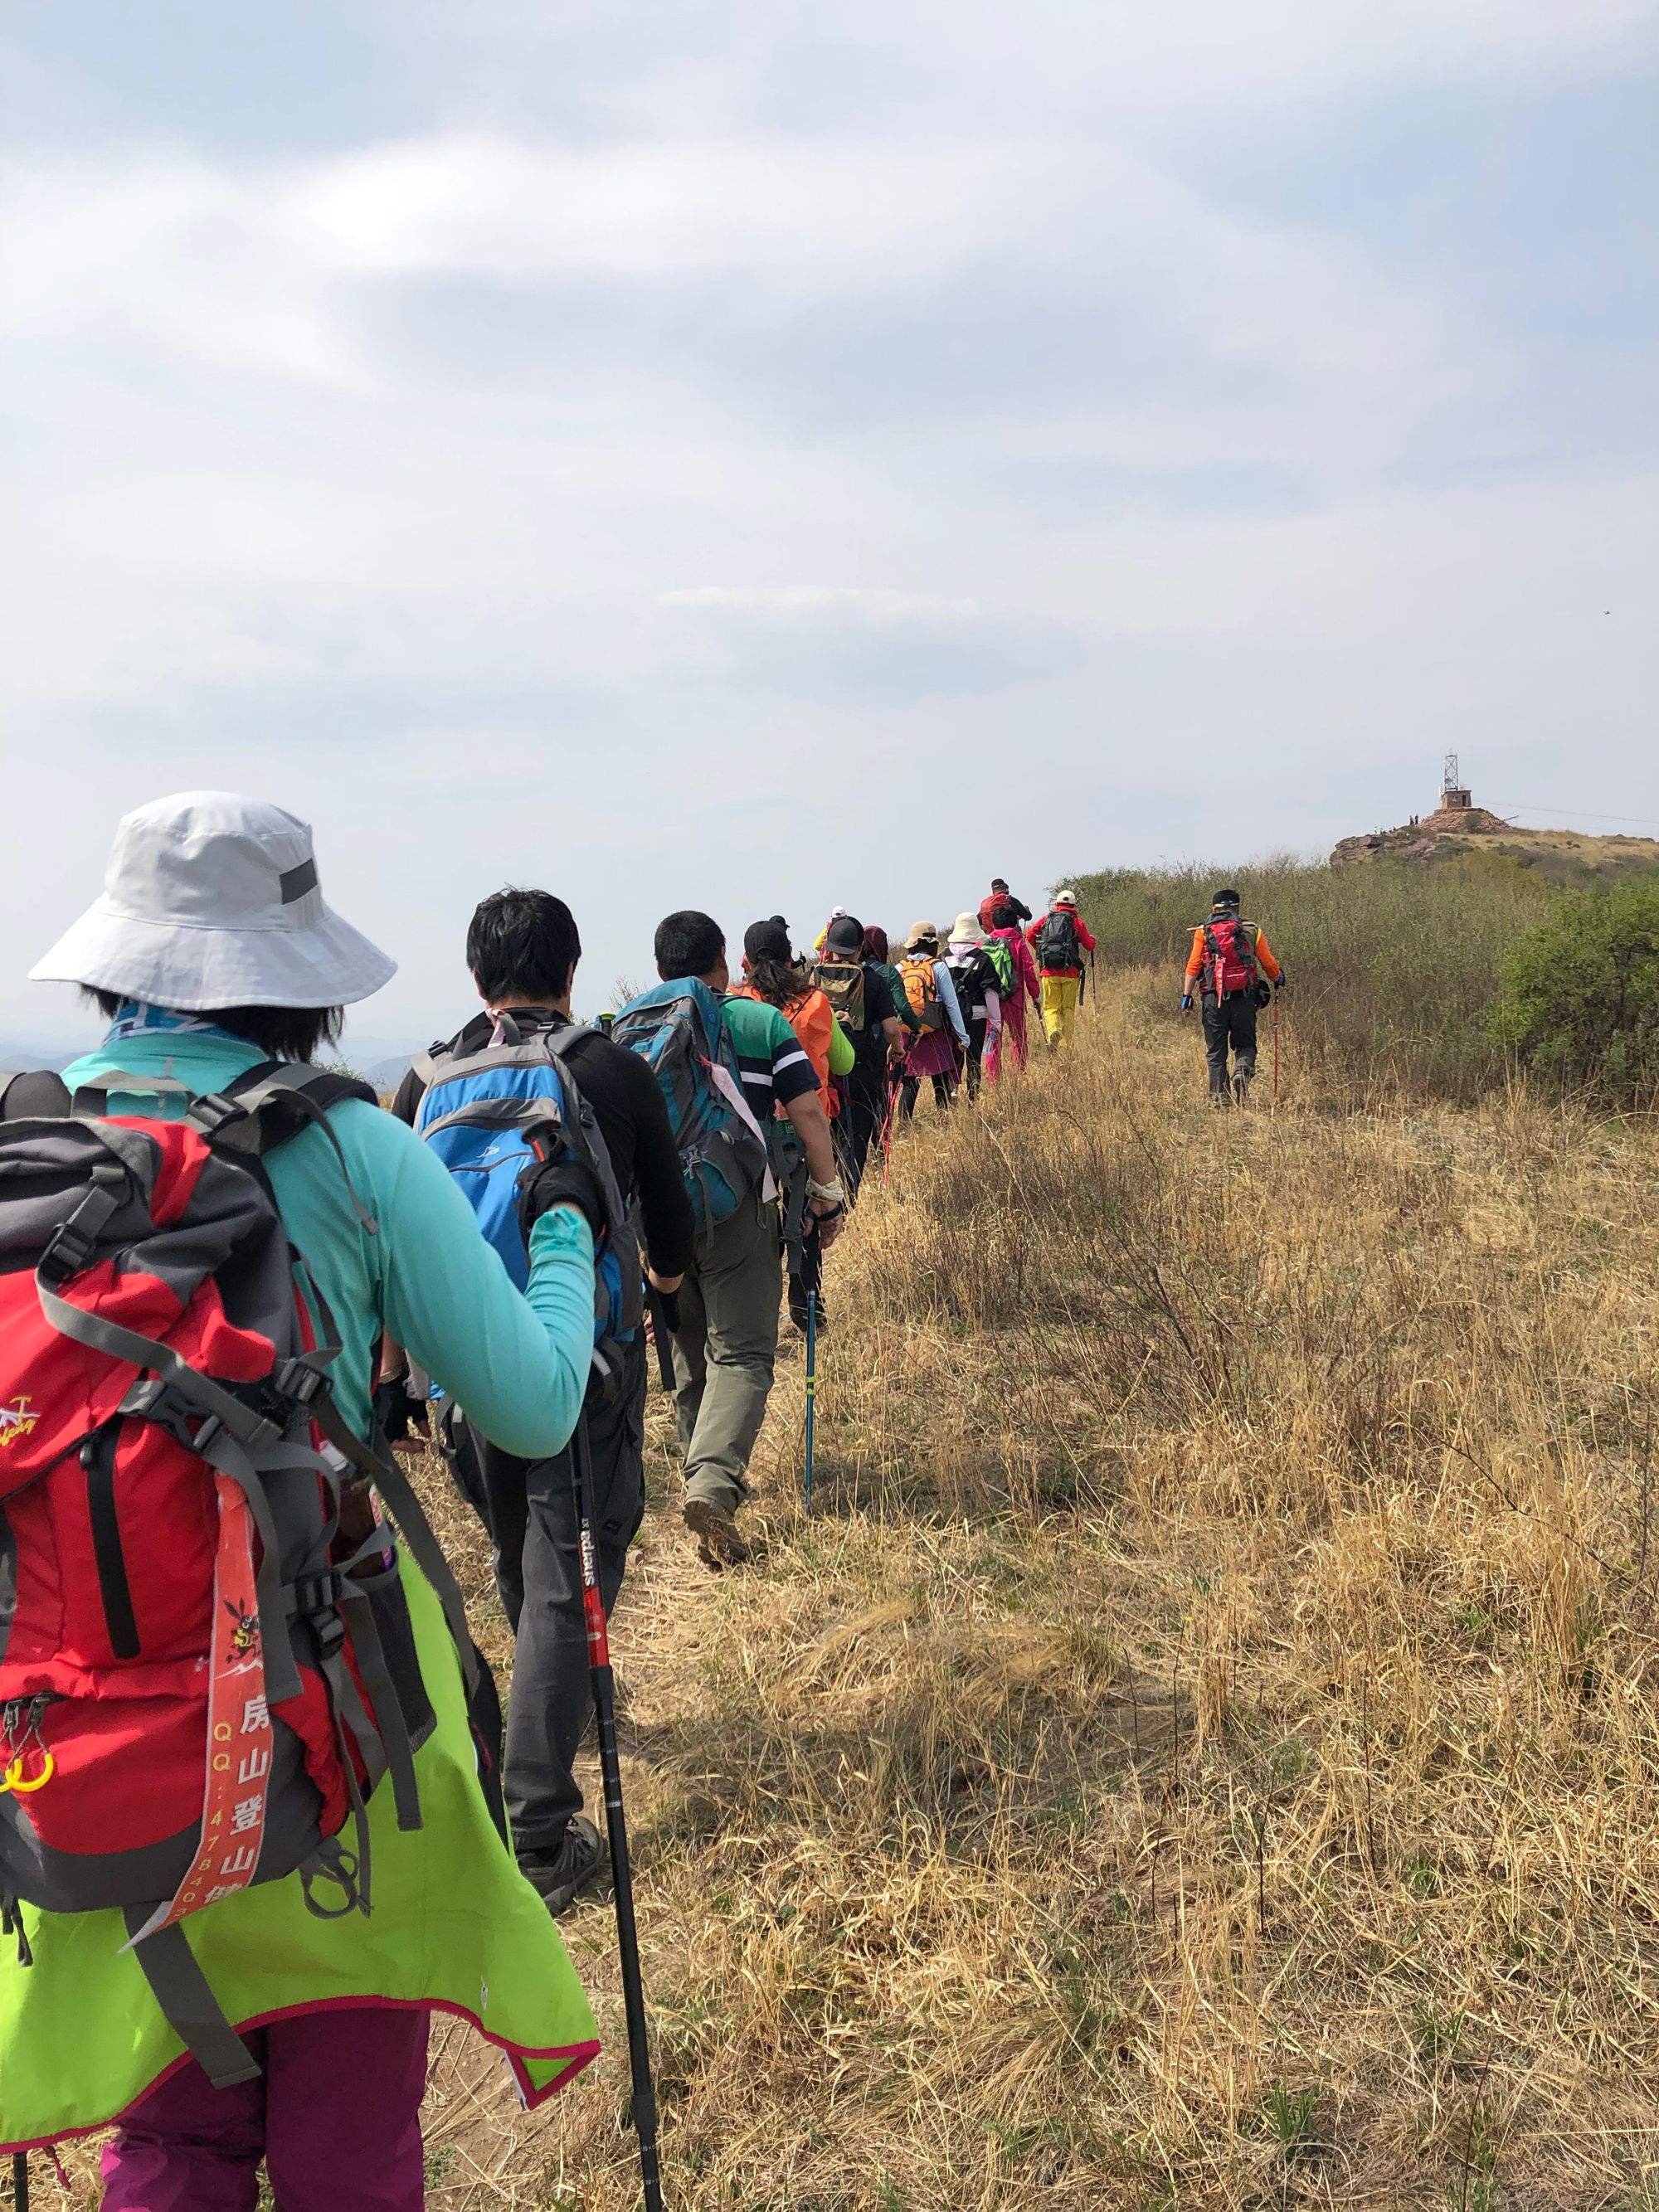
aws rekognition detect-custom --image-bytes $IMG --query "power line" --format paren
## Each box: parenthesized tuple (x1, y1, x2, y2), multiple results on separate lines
(1488, 800, 1659, 830)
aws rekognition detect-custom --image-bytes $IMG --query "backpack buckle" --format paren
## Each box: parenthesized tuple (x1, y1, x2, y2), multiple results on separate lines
(38, 1175, 125, 1286)
(293, 1570, 346, 1656)
(186, 1093, 249, 1142)
(39, 1218, 98, 1287)
(273, 1358, 328, 1407)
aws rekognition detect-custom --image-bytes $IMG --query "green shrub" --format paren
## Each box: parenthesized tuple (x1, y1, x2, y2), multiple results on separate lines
(1066, 854, 1560, 1105)
(1491, 875, 1659, 1104)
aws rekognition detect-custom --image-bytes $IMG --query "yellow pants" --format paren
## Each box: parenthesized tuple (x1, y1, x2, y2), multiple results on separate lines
(1040, 972, 1081, 1048)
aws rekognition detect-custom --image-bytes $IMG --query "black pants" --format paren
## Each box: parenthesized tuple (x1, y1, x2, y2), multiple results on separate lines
(1202, 991, 1259, 1095)
(451, 1334, 646, 1857)
(838, 1057, 892, 1198)
(963, 1014, 989, 1098)
(900, 1071, 955, 1118)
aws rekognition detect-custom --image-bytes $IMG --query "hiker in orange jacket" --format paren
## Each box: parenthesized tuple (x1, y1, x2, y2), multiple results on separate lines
(1025, 890, 1097, 1050)
(1180, 887, 1284, 1103)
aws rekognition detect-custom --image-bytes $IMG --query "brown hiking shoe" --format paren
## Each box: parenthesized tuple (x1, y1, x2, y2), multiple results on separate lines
(684, 1498, 752, 1569)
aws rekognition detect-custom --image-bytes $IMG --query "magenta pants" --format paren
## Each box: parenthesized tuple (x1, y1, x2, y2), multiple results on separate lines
(100, 2005, 430, 2211)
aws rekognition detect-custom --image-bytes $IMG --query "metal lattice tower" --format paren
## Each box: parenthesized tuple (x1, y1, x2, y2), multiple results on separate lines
(1442, 751, 1460, 798)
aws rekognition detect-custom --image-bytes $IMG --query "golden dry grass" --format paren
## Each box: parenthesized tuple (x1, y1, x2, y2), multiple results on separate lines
(34, 984, 1659, 2207)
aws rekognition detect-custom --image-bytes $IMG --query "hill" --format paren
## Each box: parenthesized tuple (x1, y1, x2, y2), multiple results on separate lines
(1331, 801, 1659, 890)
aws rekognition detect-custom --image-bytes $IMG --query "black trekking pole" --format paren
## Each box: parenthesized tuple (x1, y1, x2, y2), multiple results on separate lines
(572, 1416, 664, 2211)
(644, 1284, 678, 1397)
(799, 1221, 822, 1514)
(12, 2152, 27, 2210)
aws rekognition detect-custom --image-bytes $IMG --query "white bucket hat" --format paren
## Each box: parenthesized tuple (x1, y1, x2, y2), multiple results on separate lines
(31, 791, 397, 1011)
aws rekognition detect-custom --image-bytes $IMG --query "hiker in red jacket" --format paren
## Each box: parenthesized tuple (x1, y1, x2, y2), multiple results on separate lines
(1180, 887, 1284, 1103)
(984, 901, 1041, 1079)
(1025, 890, 1097, 1050)
(977, 877, 1033, 932)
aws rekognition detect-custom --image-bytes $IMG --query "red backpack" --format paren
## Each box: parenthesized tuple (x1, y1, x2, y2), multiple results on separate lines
(0, 1063, 481, 2089)
(1200, 916, 1260, 998)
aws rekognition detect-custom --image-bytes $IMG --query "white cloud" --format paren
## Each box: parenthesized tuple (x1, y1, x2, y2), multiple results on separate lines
(0, 0, 1652, 1040)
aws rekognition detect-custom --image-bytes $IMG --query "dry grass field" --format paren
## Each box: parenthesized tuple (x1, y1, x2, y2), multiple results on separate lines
(33, 976, 1659, 2208)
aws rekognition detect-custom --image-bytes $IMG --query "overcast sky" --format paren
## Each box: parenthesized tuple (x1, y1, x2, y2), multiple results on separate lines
(4, 1, 1655, 1048)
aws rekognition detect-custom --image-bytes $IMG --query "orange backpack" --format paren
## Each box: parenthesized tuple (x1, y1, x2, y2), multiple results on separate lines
(898, 955, 945, 1031)
(732, 983, 839, 1117)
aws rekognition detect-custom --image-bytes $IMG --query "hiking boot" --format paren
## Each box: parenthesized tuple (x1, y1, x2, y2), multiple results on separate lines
(1233, 1072, 1253, 1104)
(684, 1497, 752, 1569)
(519, 1815, 606, 1916)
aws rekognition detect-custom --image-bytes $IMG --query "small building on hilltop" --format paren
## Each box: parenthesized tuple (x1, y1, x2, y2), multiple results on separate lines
(1420, 753, 1510, 835)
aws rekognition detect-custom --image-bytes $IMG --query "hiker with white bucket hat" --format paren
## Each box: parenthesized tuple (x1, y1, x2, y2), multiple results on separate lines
(1, 792, 604, 2209)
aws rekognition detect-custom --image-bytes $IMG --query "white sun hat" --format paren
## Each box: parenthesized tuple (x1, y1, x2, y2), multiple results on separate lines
(30, 790, 397, 1010)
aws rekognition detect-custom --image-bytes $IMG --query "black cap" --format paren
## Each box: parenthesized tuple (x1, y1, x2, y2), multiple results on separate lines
(1212, 887, 1242, 909)
(825, 915, 864, 955)
(743, 916, 793, 964)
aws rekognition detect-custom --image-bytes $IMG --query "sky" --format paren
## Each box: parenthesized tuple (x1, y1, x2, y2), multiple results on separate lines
(3, 0, 1656, 1052)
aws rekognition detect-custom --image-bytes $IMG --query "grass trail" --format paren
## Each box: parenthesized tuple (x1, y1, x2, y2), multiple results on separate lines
(36, 984, 1659, 2208)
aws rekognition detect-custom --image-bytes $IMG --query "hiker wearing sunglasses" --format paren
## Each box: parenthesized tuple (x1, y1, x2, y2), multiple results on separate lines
(390, 887, 695, 1918)
(0, 795, 602, 2210)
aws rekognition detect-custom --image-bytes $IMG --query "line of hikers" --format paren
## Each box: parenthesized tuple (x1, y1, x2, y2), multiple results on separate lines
(0, 793, 1283, 2208)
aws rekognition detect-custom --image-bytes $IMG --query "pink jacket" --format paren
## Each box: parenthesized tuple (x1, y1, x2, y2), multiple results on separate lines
(990, 926, 1041, 1013)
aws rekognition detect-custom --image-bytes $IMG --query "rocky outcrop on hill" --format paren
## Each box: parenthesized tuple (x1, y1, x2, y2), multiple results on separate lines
(1332, 809, 1659, 886)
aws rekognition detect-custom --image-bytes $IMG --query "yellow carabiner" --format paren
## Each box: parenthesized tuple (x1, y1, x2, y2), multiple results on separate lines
(2, 1750, 54, 1796)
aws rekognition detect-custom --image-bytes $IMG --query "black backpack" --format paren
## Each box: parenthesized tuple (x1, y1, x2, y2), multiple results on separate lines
(946, 947, 996, 1018)
(1037, 910, 1081, 970)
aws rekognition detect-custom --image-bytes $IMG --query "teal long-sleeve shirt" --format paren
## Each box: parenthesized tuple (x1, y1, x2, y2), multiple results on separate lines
(61, 1029, 594, 1459)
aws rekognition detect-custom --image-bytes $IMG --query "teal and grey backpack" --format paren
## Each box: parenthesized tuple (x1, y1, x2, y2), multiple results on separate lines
(611, 980, 770, 1236)
(412, 1017, 640, 1375)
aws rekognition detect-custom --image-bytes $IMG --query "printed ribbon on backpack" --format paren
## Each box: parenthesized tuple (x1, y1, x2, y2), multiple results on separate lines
(125, 1476, 275, 1944)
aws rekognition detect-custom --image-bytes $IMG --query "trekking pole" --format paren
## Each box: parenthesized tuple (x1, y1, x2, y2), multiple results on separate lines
(12, 2152, 27, 2211)
(878, 1072, 899, 1182)
(644, 1284, 678, 1397)
(800, 1222, 822, 1514)
(1272, 991, 1281, 1102)
(572, 1416, 664, 2212)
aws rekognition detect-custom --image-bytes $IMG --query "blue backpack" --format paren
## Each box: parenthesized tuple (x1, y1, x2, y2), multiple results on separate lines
(611, 979, 770, 1235)
(412, 1017, 640, 1365)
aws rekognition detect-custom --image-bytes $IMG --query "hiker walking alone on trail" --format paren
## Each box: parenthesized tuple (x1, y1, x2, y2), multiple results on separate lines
(810, 915, 907, 1198)
(977, 877, 1033, 931)
(620, 912, 845, 1568)
(391, 887, 694, 1916)
(1026, 889, 1097, 1051)
(897, 921, 971, 1119)
(984, 901, 1042, 1080)
(1181, 887, 1285, 1105)
(945, 912, 1004, 1098)
(1, 795, 601, 2210)
(730, 916, 854, 1333)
